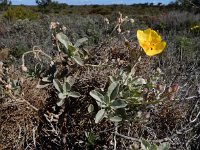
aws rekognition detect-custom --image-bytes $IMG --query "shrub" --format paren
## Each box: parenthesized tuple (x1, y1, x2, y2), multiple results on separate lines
(3, 6, 39, 22)
(154, 11, 200, 31)
(89, 7, 112, 15)
(0, 0, 11, 11)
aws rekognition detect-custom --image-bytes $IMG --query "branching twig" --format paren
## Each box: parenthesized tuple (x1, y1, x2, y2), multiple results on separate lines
(21, 46, 52, 67)
(114, 124, 118, 150)
(114, 132, 141, 142)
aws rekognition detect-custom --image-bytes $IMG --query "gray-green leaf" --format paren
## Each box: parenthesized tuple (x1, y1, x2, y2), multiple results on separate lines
(74, 37, 88, 48)
(150, 144, 158, 150)
(57, 99, 65, 106)
(141, 140, 151, 150)
(109, 76, 117, 82)
(135, 77, 147, 85)
(109, 116, 122, 122)
(65, 76, 75, 86)
(63, 82, 71, 94)
(95, 109, 105, 123)
(111, 99, 127, 109)
(90, 90, 105, 103)
(88, 104, 94, 113)
(73, 55, 84, 66)
(58, 93, 66, 99)
(103, 95, 110, 104)
(158, 143, 170, 150)
(107, 82, 119, 100)
(68, 91, 81, 98)
(42, 77, 51, 82)
(53, 79, 63, 93)
(56, 32, 72, 49)
(36, 80, 50, 88)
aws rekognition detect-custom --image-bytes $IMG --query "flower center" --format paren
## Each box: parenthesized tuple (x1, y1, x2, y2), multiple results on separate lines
(146, 41, 154, 50)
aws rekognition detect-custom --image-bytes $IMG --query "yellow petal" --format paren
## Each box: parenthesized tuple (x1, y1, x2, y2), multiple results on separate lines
(140, 42, 149, 52)
(143, 28, 152, 41)
(144, 49, 158, 56)
(150, 30, 161, 43)
(145, 42, 166, 56)
(154, 41, 166, 52)
(143, 28, 152, 35)
(137, 29, 149, 42)
(137, 28, 166, 56)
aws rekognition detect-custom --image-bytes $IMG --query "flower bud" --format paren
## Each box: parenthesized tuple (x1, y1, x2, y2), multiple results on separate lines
(143, 88, 148, 94)
(6, 84, 12, 90)
(62, 26, 67, 32)
(50, 22, 57, 29)
(144, 112, 150, 119)
(117, 26, 121, 33)
(171, 84, 179, 93)
(168, 94, 175, 101)
(21, 65, 28, 72)
(50, 61, 55, 65)
(130, 18, 135, 24)
(19, 77, 24, 84)
(131, 142, 139, 149)
(118, 18, 123, 24)
(157, 67, 163, 74)
(166, 87, 172, 93)
(124, 39, 130, 47)
(156, 84, 163, 91)
(104, 18, 109, 24)
(137, 111, 142, 118)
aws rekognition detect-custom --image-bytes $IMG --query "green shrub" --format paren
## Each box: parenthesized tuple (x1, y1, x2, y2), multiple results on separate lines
(3, 6, 39, 22)
(0, 0, 11, 11)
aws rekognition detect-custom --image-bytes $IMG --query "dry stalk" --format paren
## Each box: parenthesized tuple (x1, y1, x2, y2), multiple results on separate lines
(21, 46, 52, 67)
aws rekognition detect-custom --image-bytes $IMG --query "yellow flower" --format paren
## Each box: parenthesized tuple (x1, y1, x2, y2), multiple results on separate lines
(137, 28, 166, 56)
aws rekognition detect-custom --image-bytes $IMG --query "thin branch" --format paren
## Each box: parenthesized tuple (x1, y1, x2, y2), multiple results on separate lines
(114, 132, 140, 142)
(21, 46, 52, 66)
